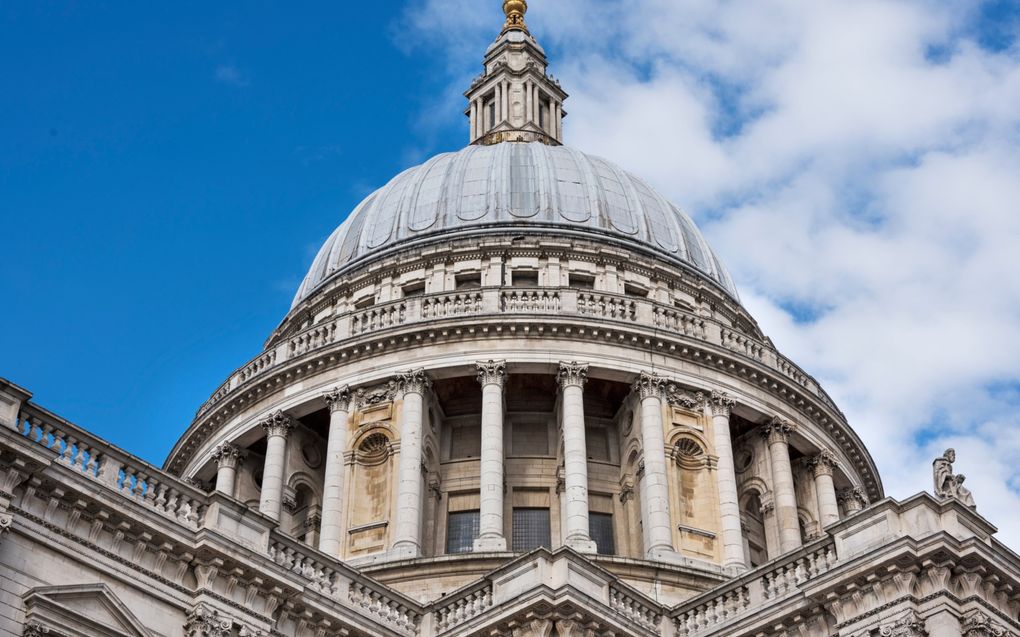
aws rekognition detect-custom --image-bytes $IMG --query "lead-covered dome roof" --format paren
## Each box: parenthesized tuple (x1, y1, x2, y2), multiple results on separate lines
(293, 142, 739, 307)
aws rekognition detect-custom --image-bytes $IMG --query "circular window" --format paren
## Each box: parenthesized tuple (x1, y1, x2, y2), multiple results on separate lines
(302, 443, 323, 469)
(734, 449, 754, 473)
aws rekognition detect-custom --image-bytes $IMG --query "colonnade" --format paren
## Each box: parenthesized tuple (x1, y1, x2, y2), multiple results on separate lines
(209, 364, 851, 566)
(468, 79, 564, 142)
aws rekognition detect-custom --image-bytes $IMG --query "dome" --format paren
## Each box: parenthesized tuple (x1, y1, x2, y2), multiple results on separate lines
(293, 142, 739, 307)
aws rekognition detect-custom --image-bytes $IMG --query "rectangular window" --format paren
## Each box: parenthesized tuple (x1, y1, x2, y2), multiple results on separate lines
(446, 510, 480, 554)
(585, 427, 610, 462)
(455, 273, 481, 289)
(488, 100, 497, 131)
(512, 508, 551, 552)
(511, 419, 549, 456)
(589, 512, 616, 555)
(569, 273, 595, 289)
(402, 281, 426, 298)
(449, 424, 482, 459)
(512, 271, 539, 287)
(624, 284, 649, 298)
(354, 296, 375, 310)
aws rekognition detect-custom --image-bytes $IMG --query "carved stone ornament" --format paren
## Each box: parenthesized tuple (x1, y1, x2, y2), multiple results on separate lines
(398, 368, 431, 395)
(933, 448, 977, 509)
(633, 372, 665, 400)
(476, 360, 507, 388)
(664, 382, 705, 410)
(558, 361, 589, 389)
(708, 390, 735, 416)
(837, 486, 868, 512)
(184, 603, 233, 637)
(962, 609, 1007, 637)
(211, 443, 243, 469)
(760, 417, 796, 445)
(0, 511, 11, 542)
(878, 610, 928, 637)
(355, 380, 398, 408)
(22, 621, 50, 637)
(808, 449, 839, 477)
(323, 385, 352, 413)
(260, 410, 294, 439)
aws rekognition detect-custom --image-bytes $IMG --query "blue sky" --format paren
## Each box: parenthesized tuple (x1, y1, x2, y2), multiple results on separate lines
(4, 0, 1020, 544)
(0, 2, 503, 464)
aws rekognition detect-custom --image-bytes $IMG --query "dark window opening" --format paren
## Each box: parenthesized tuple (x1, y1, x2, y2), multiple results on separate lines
(589, 512, 616, 555)
(354, 296, 375, 310)
(455, 273, 482, 289)
(513, 271, 539, 287)
(512, 508, 551, 552)
(447, 510, 480, 554)
(569, 274, 595, 289)
(624, 284, 649, 298)
(402, 282, 426, 298)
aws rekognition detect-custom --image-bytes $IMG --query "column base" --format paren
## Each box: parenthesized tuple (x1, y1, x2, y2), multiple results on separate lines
(565, 536, 598, 554)
(645, 548, 688, 565)
(473, 535, 508, 552)
(387, 542, 421, 561)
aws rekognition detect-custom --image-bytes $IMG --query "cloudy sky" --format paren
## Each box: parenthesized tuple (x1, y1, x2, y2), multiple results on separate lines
(2, 1, 1020, 545)
(404, 0, 1020, 542)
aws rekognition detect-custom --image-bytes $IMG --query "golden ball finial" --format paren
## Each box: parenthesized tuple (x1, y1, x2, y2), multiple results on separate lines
(502, 0, 528, 33)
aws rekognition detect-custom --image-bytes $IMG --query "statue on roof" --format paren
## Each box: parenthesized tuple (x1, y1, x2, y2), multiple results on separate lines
(933, 448, 976, 509)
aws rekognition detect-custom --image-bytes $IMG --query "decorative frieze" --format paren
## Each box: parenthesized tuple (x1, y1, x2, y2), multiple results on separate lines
(355, 380, 399, 408)
(665, 382, 704, 410)
(557, 361, 589, 389)
(476, 360, 507, 388)
(323, 385, 353, 413)
(259, 411, 293, 439)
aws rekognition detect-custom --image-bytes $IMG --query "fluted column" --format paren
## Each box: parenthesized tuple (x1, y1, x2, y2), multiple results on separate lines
(392, 369, 430, 557)
(318, 385, 352, 557)
(708, 391, 746, 570)
(259, 411, 294, 522)
(809, 449, 840, 529)
(558, 362, 597, 553)
(761, 418, 801, 552)
(212, 443, 243, 498)
(475, 360, 508, 552)
(634, 373, 675, 558)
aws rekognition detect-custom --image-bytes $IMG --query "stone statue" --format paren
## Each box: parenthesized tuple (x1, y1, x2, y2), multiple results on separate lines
(932, 448, 976, 509)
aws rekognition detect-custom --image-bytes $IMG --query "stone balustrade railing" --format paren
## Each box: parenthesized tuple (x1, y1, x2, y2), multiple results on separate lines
(195, 286, 829, 418)
(609, 585, 662, 632)
(672, 540, 839, 636)
(12, 403, 207, 529)
(432, 582, 494, 633)
(267, 535, 421, 636)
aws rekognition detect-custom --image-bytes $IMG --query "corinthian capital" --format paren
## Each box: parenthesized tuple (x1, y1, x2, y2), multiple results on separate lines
(962, 609, 1007, 637)
(260, 411, 294, 439)
(759, 417, 795, 445)
(557, 361, 589, 389)
(323, 385, 353, 413)
(633, 372, 666, 400)
(184, 603, 233, 637)
(476, 360, 507, 388)
(878, 610, 928, 637)
(837, 486, 868, 512)
(398, 369, 431, 395)
(709, 390, 735, 417)
(211, 443, 244, 469)
(808, 449, 839, 477)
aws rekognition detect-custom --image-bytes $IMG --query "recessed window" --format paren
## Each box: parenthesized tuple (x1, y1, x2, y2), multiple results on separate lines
(455, 273, 481, 290)
(487, 99, 497, 131)
(569, 274, 595, 289)
(589, 512, 616, 555)
(539, 99, 550, 131)
(449, 424, 481, 459)
(511, 420, 549, 456)
(402, 282, 426, 298)
(624, 284, 649, 298)
(354, 296, 375, 310)
(585, 427, 610, 462)
(512, 508, 551, 552)
(513, 271, 539, 287)
(446, 510, 480, 554)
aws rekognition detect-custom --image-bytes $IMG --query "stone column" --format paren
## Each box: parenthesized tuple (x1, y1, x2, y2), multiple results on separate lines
(475, 360, 508, 552)
(809, 449, 840, 529)
(558, 362, 597, 553)
(634, 372, 675, 558)
(318, 385, 352, 557)
(708, 391, 746, 570)
(761, 418, 801, 553)
(837, 486, 867, 514)
(212, 443, 243, 498)
(258, 411, 294, 522)
(392, 369, 430, 557)
(470, 100, 478, 141)
(524, 80, 532, 128)
(501, 81, 509, 124)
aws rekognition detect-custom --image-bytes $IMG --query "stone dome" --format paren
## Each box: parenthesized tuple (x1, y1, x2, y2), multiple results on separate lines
(293, 142, 739, 307)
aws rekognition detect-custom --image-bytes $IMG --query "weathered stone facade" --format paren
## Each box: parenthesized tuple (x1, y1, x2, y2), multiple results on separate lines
(2, 3, 1018, 637)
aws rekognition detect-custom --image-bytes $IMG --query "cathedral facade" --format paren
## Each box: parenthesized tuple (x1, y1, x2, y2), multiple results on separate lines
(1, 3, 1017, 637)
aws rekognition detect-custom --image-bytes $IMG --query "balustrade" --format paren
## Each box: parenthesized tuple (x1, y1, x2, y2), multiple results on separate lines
(12, 405, 206, 529)
(433, 584, 494, 632)
(420, 291, 484, 319)
(500, 288, 560, 312)
(609, 585, 662, 632)
(577, 292, 636, 321)
(351, 304, 406, 336)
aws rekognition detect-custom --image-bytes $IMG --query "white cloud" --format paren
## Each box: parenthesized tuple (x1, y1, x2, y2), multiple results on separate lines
(214, 64, 250, 88)
(401, 0, 1020, 544)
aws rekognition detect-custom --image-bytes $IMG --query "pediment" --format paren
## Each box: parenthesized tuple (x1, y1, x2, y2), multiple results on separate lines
(433, 548, 660, 637)
(23, 583, 154, 637)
